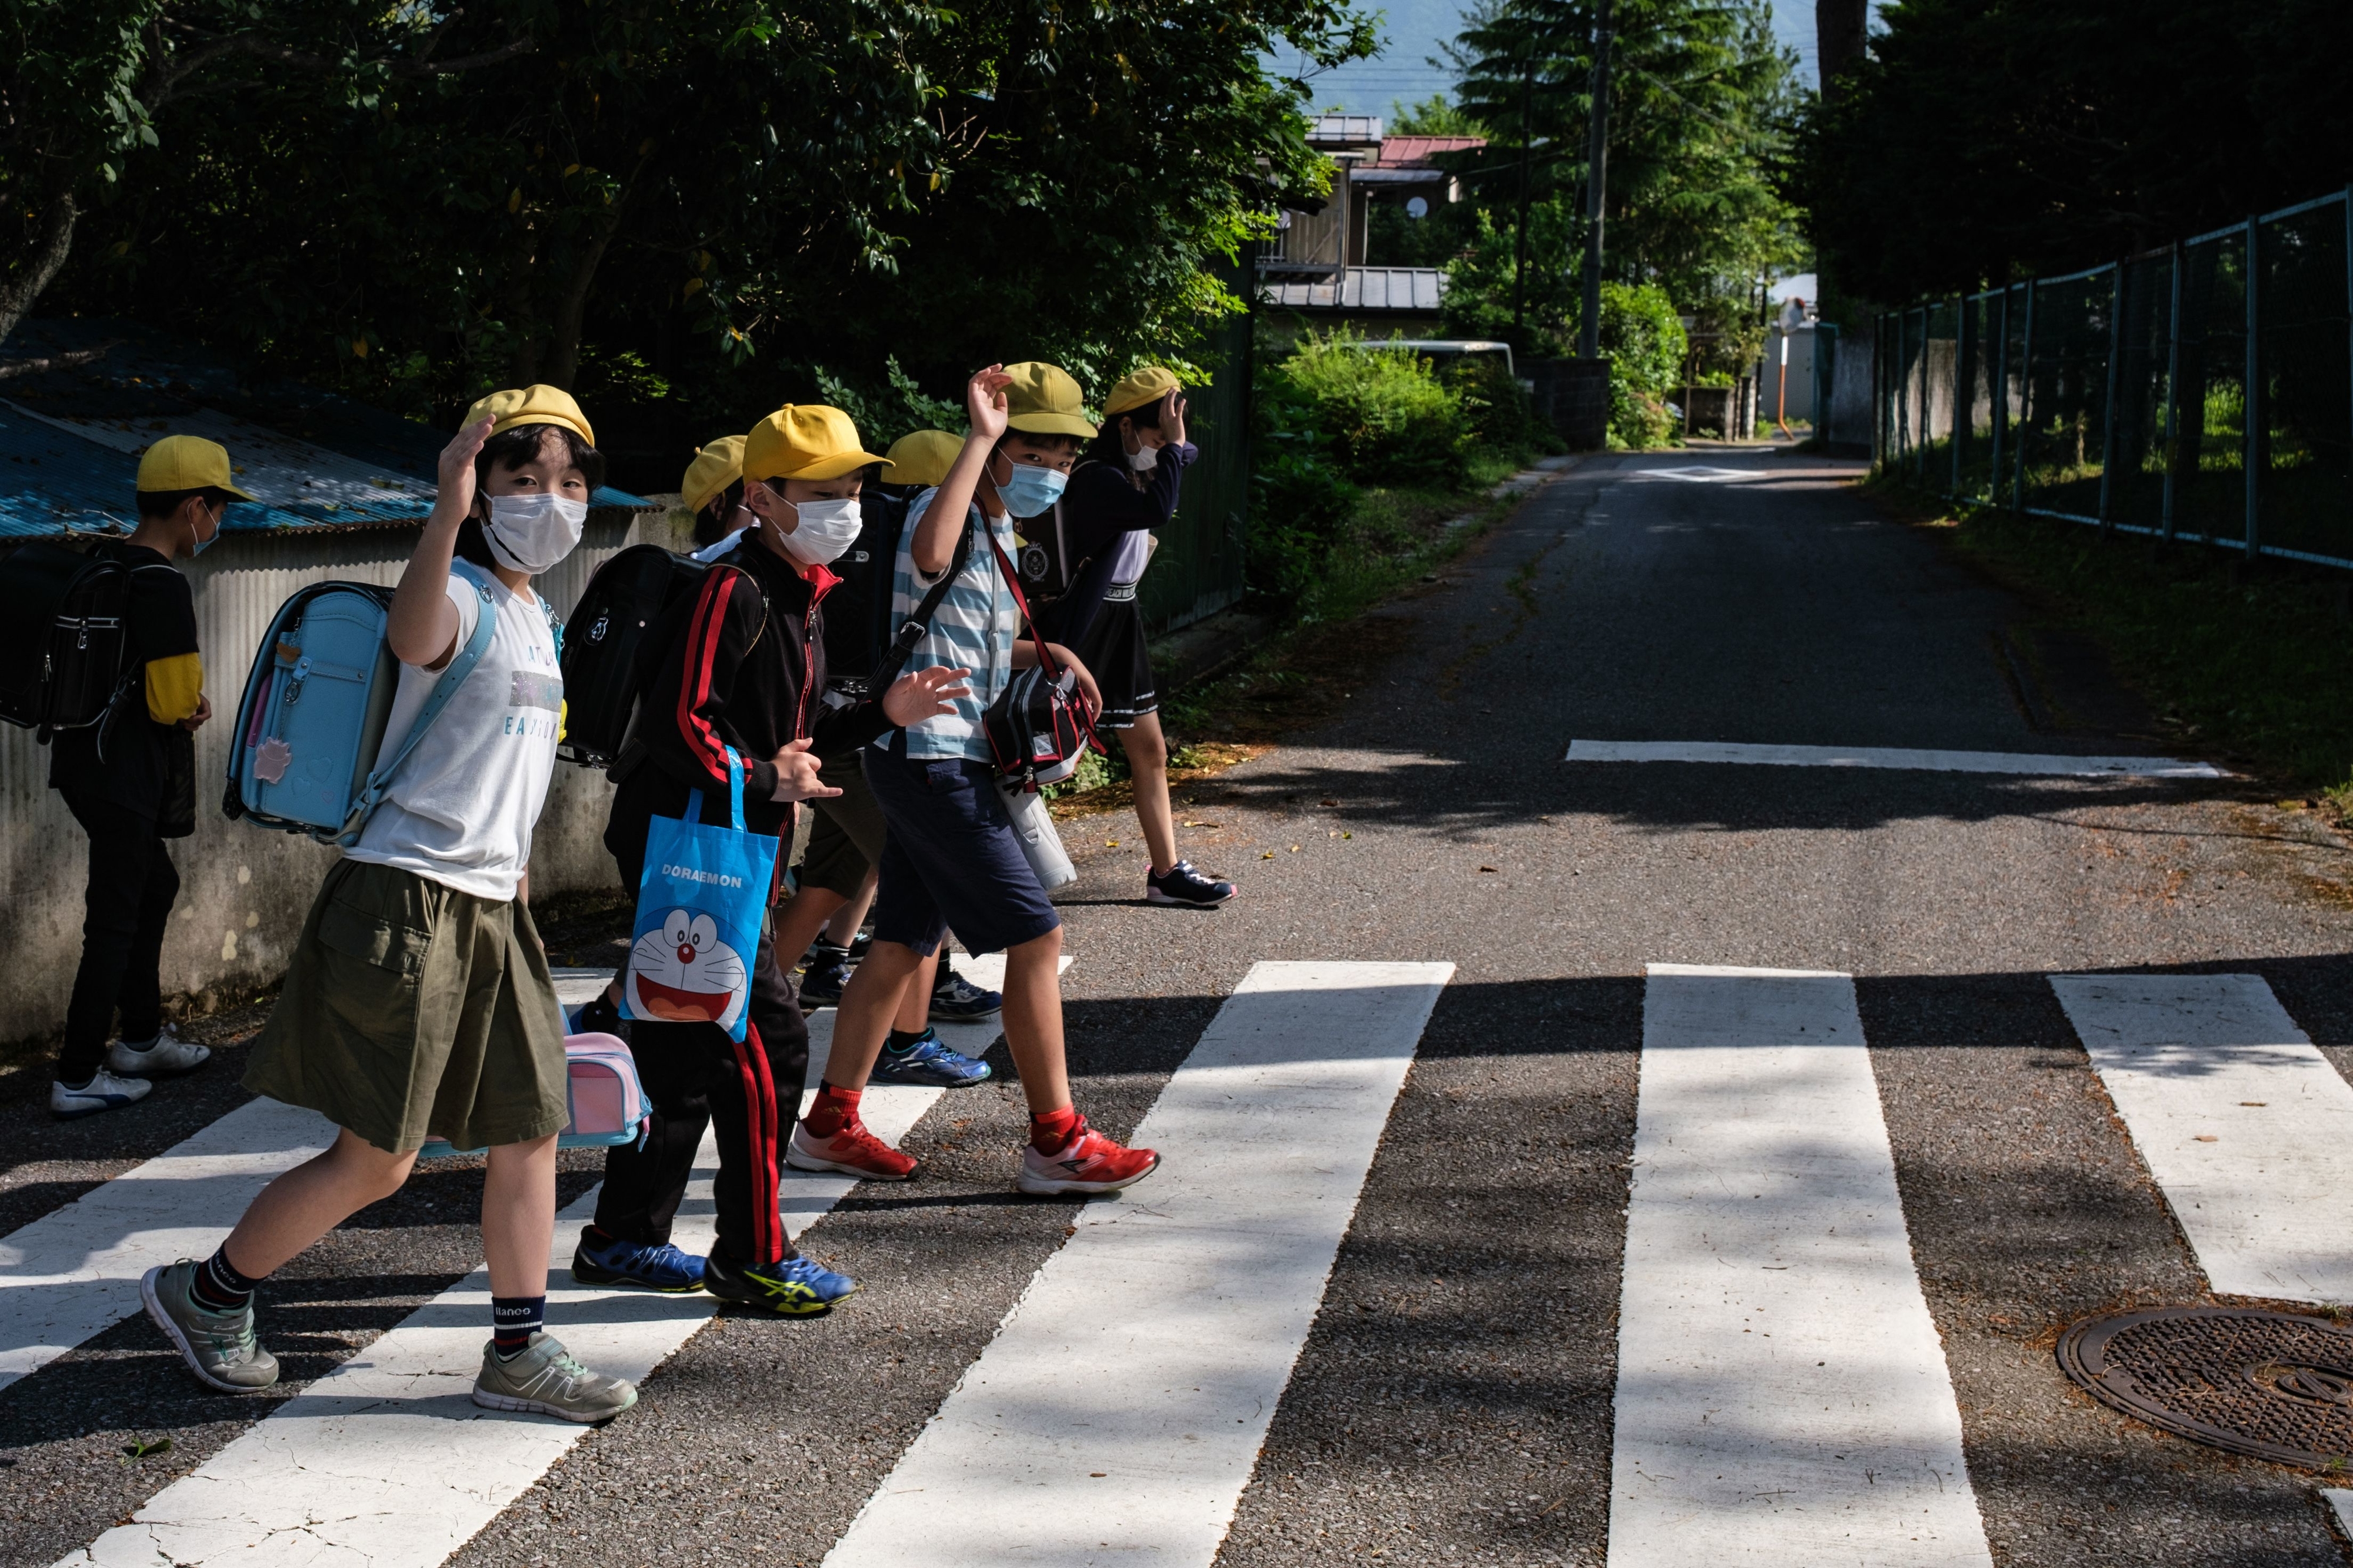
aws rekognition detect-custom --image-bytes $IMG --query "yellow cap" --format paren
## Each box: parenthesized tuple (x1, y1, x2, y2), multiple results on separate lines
(461, 384, 596, 448)
(1104, 365, 1181, 418)
(681, 435, 745, 515)
(136, 434, 256, 501)
(743, 405, 891, 484)
(882, 430, 962, 490)
(1002, 362, 1098, 439)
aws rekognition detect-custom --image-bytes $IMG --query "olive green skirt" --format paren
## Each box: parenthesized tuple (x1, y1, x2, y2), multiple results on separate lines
(244, 859, 569, 1155)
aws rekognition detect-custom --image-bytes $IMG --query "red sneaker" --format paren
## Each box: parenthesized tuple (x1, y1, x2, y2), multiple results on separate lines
(1017, 1118, 1160, 1196)
(787, 1117, 916, 1180)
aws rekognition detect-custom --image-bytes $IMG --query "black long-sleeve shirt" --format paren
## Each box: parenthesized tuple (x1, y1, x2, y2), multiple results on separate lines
(622, 537, 889, 839)
(1038, 442, 1196, 645)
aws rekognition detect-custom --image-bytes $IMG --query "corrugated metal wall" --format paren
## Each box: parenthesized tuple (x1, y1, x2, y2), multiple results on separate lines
(0, 509, 670, 1046)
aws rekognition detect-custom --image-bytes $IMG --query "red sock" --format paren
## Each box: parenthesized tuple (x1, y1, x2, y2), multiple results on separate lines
(804, 1082, 862, 1138)
(1029, 1105, 1084, 1155)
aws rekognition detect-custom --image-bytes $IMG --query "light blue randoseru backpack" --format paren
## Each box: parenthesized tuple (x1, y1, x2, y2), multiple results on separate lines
(224, 560, 559, 843)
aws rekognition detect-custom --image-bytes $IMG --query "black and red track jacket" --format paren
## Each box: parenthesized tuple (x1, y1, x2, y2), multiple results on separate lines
(613, 537, 891, 842)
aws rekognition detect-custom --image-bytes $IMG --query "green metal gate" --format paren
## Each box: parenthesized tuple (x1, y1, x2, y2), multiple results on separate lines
(1138, 252, 1254, 636)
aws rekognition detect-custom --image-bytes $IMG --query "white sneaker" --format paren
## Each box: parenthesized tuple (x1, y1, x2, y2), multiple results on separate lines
(107, 1026, 211, 1077)
(51, 1068, 154, 1119)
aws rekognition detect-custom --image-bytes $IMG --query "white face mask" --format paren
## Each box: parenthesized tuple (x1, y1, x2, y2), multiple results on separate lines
(1126, 442, 1160, 473)
(773, 495, 861, 568)
(483, 492, 588, 573)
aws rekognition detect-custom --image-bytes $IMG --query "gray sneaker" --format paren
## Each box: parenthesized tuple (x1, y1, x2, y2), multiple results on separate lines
(141, 1260, 279, 1392)
(50, 1067, 152, 1120)
(472, 1333, 637, 1423)
(108, 1026, 212, 1077)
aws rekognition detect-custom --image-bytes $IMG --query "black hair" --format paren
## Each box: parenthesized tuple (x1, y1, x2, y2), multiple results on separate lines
(474, 422, 606, 490)
(1087, 395, 1168, 469)
(135, 486, 236, 520)
(693, 478, 746, 547)
(454, 516, 502, 569)
(994, 431, 1085, 461)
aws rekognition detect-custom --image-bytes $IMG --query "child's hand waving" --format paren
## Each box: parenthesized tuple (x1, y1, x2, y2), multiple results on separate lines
(436, 415, 496, 523)
(967, 364, 1013, 442)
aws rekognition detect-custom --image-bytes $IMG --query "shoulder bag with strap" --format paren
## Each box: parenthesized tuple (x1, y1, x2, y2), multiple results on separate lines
(978, 519, 1096, 790)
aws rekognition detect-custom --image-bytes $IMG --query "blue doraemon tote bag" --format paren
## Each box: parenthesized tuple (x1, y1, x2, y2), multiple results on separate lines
(620, 747, 778, 1042)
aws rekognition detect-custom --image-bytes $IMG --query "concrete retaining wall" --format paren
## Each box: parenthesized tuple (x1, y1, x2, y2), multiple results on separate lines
(0, 506, 691, 1045)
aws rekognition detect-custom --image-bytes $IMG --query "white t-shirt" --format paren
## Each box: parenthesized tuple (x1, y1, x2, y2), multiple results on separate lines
(344, 568, 562, 901)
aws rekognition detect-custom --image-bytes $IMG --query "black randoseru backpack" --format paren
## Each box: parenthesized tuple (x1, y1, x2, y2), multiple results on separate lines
(0, 541, 142, 739)
(819, 486, 916, 698)
(557, 543, 710, 767)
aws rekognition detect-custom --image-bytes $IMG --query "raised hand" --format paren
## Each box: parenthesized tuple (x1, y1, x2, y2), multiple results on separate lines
(436, 415, 496, 523)
(883, 664, 974, 728)
(768, 738, 842, 802)
(1162, 388, 1188, 448)
(968, 364, 1012, 442)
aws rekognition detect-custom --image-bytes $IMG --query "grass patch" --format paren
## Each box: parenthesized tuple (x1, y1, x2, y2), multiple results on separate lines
(1295, 454, 1524, 628)
(1046, 740, 1274, 822)
(1882, 478, 2353, 796)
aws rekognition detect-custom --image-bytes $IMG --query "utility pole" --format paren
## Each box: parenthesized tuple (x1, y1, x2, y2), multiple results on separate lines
(1511, 48, 1535, 335)
(1577, 0, 1614, 359)
(1815, 0, 1868, 104)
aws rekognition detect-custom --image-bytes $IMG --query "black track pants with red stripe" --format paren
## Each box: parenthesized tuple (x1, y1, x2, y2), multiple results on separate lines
(593, 818, 807, 1267)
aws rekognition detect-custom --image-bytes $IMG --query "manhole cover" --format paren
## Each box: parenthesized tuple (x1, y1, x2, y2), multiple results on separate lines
(2058, 1306, 2353, 1468)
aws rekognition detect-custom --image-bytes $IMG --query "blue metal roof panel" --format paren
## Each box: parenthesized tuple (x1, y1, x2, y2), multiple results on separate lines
(0, 317, 649, 539)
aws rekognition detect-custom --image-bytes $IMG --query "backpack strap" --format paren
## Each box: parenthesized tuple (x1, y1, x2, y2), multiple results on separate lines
(337, 564, 499, 843)
(869, 503, 976, 693)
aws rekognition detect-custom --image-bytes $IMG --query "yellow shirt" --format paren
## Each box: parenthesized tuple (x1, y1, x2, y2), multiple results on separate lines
(144, 651, 204, 725)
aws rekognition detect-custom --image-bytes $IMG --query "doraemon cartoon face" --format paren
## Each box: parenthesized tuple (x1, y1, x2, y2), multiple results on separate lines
(625, 908, 747, 1030)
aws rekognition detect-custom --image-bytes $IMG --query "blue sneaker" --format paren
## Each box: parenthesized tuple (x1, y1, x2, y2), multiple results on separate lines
(570, 1232, 706, 1293)
(872, 1029, 993, 1087)
(704, 1251, 858, 1316)
(929, 961, 1003, 1022)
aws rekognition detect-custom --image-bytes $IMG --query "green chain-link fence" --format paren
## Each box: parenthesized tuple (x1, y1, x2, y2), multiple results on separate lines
(1877, 189, 2353, 568)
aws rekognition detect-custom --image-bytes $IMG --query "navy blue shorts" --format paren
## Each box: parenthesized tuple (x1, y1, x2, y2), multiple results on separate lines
(865, 752, 1061, 958)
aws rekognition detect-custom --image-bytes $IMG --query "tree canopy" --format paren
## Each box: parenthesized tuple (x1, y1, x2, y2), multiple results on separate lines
(1795, 0, 2353, 305)
(1412, 0, 1800, 365)
(8, 0, 1373, 453)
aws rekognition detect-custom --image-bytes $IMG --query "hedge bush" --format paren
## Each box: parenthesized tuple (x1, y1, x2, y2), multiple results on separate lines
(1272, 329, 1473, 487)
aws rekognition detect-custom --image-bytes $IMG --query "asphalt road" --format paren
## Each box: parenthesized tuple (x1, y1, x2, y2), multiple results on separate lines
(8, 445, 2353, 1567)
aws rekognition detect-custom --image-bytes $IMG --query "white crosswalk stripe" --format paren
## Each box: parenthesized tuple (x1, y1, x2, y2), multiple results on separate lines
(1611, 965, 1993, 1567)
(0, 1100, 333, 1393)
(2049, 972, 2353, 1304)
(822, 960, 1452, 1568)
(0, 971, 614, 1390)
(28, 959, 2353, 1567)
(49, 959, 1032, 1568)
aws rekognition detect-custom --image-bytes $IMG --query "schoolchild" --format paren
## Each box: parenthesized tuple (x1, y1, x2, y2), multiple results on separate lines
(783, 429, 1001, 1066)
(789, 363, 1161, 1196)
(47, 436, 249, 1119)
(567, 432, 759, 1047)
(572, 405, 969, 1306)
(142, 388, 637, 1420)
(1038, 368, 1234, 908)
(681, 433, 754, 555)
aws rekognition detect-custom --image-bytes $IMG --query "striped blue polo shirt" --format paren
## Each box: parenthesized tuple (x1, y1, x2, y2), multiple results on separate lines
(879, 488, 1019, 761)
